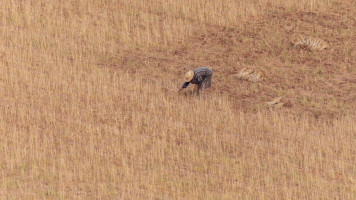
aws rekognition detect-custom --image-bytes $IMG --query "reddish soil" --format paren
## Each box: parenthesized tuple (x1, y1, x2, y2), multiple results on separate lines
(104, 1, 356, 118)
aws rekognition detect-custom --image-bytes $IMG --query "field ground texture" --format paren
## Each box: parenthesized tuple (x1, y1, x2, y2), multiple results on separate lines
(0, 0, 355, 199)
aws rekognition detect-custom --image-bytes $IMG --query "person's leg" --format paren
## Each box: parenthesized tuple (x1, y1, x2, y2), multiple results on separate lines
(197, 77, 207, 94)
(204, 74, 212, 88)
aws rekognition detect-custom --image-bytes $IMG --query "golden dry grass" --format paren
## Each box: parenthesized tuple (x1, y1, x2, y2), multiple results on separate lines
(0, 0, 355, 199)
(113, 0, 335, 48)
(291, 35, 329, 51)
(236, 68, 264, 82)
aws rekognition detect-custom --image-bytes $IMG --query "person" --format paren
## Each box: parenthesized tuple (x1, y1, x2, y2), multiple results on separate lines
(178, 67, 213, 94)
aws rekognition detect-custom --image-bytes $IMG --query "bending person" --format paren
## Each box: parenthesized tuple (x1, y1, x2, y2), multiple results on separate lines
(179, 67, 213, 94)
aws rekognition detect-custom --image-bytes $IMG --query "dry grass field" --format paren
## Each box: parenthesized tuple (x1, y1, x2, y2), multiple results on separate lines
(0, 0, 355, 199)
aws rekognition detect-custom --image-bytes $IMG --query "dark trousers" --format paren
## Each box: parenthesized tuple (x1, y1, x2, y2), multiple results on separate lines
(197, 73, 212, 93)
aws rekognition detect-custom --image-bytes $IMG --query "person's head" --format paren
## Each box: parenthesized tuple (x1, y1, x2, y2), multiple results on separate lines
(184, 70, 194, 82)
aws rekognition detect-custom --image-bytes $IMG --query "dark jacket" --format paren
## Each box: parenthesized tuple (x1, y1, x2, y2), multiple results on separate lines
(181, 67, 213, 90)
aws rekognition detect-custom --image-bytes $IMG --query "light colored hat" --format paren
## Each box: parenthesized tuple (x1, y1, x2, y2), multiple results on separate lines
(184, 70, 194, 82)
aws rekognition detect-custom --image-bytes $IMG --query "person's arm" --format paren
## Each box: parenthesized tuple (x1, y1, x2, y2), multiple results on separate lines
(179, 82, 190, 92)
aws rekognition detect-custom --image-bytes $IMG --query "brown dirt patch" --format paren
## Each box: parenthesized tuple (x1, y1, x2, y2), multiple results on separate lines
(103, 1, 356, 118)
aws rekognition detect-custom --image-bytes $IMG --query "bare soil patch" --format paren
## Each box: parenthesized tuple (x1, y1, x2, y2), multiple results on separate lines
(104, 1, 356, 118)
